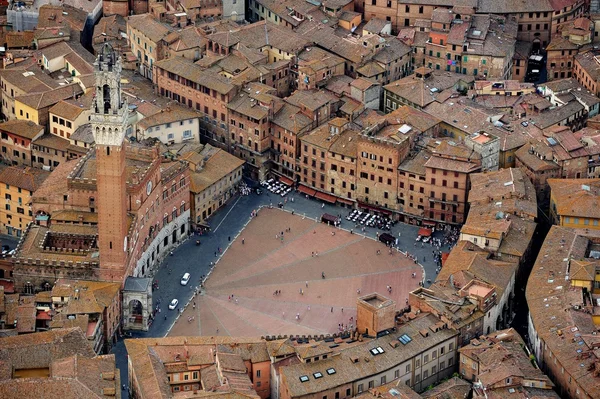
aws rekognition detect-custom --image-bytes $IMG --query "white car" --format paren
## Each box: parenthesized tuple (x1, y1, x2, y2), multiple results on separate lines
(181, 273, 190, 286)
(169, 299, 179, 310)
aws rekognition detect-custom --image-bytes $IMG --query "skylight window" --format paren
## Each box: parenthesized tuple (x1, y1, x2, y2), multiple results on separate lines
(313, 372, 323, 379)
(398, 334, 412, 345)
(370, 346, 385, 355)
(299, 375, 309, 382)
(326, 368, 336, 375)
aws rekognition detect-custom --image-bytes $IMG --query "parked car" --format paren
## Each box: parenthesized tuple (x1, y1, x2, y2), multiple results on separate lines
(169, 299, 179, 310)
(181, 273, 191, 286)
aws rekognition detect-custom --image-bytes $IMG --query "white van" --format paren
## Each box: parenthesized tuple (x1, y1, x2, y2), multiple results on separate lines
(180, 273, 191, 286)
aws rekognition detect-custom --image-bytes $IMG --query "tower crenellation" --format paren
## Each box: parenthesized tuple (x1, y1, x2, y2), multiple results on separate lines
(91, 43, 128, 147)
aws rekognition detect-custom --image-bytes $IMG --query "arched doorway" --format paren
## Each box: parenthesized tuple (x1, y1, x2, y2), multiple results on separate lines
(532, 38, 541, 53)
(129, 299, 144, 326)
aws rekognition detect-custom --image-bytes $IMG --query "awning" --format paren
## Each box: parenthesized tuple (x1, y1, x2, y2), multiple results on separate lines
(337, 197, 355, 206)
(36, 311, 51, 321)
(315, 191, 337, 204)
(279, 176, 293, 186)
(418, 228, 432, 237)
(358, 202, 392, 215)
(441, 252, 450, 266)
(298, 185, 317, 196)
(422, 220, 437, 227)
(321, 213, 338, 223)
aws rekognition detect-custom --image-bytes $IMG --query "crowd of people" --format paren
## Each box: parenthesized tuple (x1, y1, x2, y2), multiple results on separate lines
(239, 181, 253, 196)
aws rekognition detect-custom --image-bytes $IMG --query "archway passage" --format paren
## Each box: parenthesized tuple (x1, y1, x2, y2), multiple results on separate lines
(129, 300, 144, 325)
(532, 38, 541, 53)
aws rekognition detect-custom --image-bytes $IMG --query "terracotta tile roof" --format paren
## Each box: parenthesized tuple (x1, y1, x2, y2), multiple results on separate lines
(0, 165, 50, 193)
(49, 99, 87, 121)
(514, 145, 560, 172)
(6, 30, 35, 49)
(386, 72, 474, 108)
(420, 376, 471, 399)
(357, 61, 385, 78)
(0, 353, 119, 398)
(227, 83, 281, 121)
(93, 14, 125, 40)
(208, 21, 309, 55)
(424, 154, 481, 173)
(526, 227, 600, 399)
(217, 352, 247, 372)
(0, 120, 44, 140)
(575, 51, 600, 82)
(16, 83, 83, 111)
(548, 178, 600, 219)
(37, 4, 86, 32)
(187, 146, 244, 193)
(156, 56, 236, 95)
(51, 279, 120, 316)
(0, 327, 95, 372)
(126, 337, 269, 398)
(272, 103, 313, 133)
(384, 105, 441, 133)
(49, 313, 89, 331)
(33, 133, 71, 151)
(354, 379, 421, 399)
(468, 168, 536, 209)
(438, 241, 517, 299)
(477, 0, 552, 13)
(0, 68, 59, 93)
(363, 18, 389, 34)
(399, 151, 429, 176)
(127, 13, 173, 43)
(138, 104, 200, 130)
(281, 314, 457, 398)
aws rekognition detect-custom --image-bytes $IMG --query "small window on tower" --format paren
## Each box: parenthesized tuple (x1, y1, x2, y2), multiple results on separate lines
(107, 147, 110, 156)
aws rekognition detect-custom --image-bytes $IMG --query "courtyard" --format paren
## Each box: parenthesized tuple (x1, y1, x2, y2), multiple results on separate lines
(168, 208, 423, 337)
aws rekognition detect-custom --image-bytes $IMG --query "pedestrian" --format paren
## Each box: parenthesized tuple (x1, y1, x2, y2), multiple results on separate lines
(312, 251, 314, 257)
(242, 238, 245, 244)
(235, 298, 239, 304)
(315, 251, 318, 256)
(164, 315, 167, 320)
(322, 203, 325, 209)
(228, 236, 231, 242)
(331, 307, 333, 312)
(307, 305, 310, 311)
(306, 281, 308, 288)
(341, 307, 344, 313)
(217, 328, 219, 334)
(282, 311, 285, 318)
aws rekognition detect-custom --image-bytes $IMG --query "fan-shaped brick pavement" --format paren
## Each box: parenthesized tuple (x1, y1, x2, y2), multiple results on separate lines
(169, 208, 422, 337)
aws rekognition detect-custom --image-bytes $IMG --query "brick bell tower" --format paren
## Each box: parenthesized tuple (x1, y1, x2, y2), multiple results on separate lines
(91, 44, 129, 283)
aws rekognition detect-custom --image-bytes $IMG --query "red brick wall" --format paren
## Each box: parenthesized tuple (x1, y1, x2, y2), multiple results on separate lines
(103, 0, 129, 17)
(96, 144, 129, 282)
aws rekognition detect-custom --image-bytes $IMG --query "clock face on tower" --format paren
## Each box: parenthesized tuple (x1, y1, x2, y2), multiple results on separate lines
(146, 181, 152, 195)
